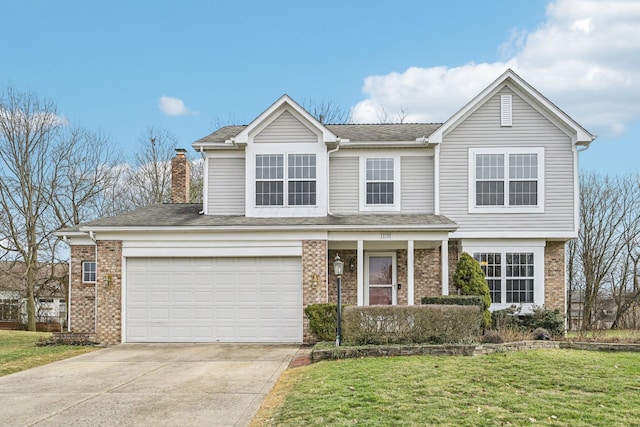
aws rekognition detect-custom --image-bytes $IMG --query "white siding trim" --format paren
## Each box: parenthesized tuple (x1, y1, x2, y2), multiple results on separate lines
(501, 94, 513, 127)
(407, 240, 415, 305)
(434, 144, 440, 215)
(441, 240, 449, 295)
(357, 240, 364, 305)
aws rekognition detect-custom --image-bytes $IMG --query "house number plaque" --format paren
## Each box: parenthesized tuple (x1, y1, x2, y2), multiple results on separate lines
(380, 232, 391, 239)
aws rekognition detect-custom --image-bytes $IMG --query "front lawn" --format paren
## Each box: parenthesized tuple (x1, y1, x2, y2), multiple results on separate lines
(253, 349, 640, 426)
(0, 330, 96, 377)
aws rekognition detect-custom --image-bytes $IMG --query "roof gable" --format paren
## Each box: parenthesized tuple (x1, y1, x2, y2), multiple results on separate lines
(235, 95, 338, 145)
(429, 69, 595, 145)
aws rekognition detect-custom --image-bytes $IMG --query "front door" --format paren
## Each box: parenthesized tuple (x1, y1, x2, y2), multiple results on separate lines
(365, 253, 397, 305)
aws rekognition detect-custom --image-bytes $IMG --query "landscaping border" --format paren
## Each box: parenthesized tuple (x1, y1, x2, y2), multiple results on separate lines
(311, 341, 640, 362)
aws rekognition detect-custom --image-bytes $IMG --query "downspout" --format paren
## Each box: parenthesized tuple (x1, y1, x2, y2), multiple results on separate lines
(198, 145, 205, 215)
(326, 138, 341, 216)
(63, 236, 72, 332)
(577, 136, 596, 153)
(88, 231, 98, 335)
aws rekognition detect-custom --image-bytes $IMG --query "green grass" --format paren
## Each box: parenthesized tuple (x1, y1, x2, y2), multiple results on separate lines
(0, 330, 96, 377)
(261, 350, 640, 426)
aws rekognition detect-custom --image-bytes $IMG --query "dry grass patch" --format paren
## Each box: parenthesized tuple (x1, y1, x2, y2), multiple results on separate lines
(0, 330, 96, 377)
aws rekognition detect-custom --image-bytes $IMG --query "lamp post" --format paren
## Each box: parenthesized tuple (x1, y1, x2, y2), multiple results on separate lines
(333, 254, 344, 346)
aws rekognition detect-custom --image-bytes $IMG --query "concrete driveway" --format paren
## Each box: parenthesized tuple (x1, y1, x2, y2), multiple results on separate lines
(0, 343, 298, 427)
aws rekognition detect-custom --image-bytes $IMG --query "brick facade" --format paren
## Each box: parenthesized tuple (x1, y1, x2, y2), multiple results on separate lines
(69, 245, 96, 333)
(302, 240, 328, 342)
(95, 240, 123, 345)
(413, 248, 442, 303)
(545, 240, 566, 312)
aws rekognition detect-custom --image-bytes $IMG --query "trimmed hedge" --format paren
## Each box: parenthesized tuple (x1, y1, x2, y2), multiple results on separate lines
(421, 295, 483, 306)
(342, 305, 482, 346)
(304, 303, 338, 341)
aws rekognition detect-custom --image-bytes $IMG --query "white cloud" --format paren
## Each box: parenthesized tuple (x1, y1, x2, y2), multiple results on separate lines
(158, 96, 194, 116)
(351, 0, 640, 137)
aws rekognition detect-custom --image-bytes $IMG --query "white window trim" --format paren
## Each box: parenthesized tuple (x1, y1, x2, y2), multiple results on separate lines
(359, 155, 401, 212)
(82, 261, 96, 284)
(254, 152, 318, 209)
(468, 147, 544, 214)
(464, 243, 544, 314)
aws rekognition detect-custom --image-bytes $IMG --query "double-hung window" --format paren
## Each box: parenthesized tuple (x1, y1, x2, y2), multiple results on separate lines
(473, 250, 537, 306)
(470, 148, 543, 212)
(360, 156, 400, 211)
(255, 153, 316, 207)
(82, 261, 96, 283)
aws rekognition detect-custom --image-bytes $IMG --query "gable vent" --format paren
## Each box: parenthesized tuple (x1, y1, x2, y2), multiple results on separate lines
(501, 94, 512, 127)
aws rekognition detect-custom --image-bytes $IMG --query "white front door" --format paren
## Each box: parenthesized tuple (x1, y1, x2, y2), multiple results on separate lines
(365, 253, 397, 305)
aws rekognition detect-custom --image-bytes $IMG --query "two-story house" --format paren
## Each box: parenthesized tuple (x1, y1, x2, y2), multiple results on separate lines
(57, 69, 595, 345)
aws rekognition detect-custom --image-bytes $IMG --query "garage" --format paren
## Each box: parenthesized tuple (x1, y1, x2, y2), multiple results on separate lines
(125, 257, 303, 343)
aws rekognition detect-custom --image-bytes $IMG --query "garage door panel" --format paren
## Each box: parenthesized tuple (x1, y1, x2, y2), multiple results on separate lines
(126, 257, 302, 343)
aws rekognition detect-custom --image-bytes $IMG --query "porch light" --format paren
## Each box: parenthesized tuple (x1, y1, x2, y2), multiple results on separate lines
(349, 258, 356, 271)
(333, 254, 344, 346)
(333, 254, 344, 276)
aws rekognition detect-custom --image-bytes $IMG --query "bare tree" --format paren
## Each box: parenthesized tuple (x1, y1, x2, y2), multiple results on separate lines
(301, 98, 351, 124)
(0, 87, 121, 330)
(127, 127, 177, 206)
(572, 173, 640, 330)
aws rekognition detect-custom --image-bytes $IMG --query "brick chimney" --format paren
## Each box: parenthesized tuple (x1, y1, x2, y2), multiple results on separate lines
(171, 148, 190, 203)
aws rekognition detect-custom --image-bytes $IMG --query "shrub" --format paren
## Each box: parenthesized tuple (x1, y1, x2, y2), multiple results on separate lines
(491, 306, 565, 338)
(481, 330, 504, 344)
(421, 295, 483, 306)
(452, 252, 492, 328)
(304, 304, 338, 342)
(341, 305, 482, 346)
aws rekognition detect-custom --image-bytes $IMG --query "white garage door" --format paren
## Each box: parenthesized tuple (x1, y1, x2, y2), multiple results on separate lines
(125, 257, 303, 343)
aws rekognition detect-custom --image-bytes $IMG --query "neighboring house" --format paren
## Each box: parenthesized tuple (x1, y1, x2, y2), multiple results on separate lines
(57, 69, 595, 345)
(0, 262, 67, 328)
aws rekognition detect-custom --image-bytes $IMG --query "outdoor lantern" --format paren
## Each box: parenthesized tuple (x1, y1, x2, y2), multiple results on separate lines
(333, 254, 344, 276)
(333, 254, 344, 346)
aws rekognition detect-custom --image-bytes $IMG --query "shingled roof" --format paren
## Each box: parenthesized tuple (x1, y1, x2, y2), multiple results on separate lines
(63, 204, 456, 231)
(195, 123, 442, 144)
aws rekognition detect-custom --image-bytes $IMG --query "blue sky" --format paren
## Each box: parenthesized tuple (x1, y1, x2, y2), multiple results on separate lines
(1, 0, 638, 173)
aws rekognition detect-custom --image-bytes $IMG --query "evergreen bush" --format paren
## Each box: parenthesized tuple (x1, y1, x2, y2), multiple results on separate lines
(304, 303, 338, 341)
(452, 252, 492, 328)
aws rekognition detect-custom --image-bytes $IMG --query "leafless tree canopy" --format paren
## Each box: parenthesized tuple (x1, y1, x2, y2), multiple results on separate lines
(301, 98, 351, 124)
(0, 87, 123, 330)
(569, 172, 640, 330)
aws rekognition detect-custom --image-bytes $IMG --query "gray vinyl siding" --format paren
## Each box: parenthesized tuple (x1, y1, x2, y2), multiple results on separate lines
(440, 86, 575, 233)
(253, 110, 318, 143)
(401, 156, 434, 213)
(329, 157, 359, 213)
(207, 157, 245, 215)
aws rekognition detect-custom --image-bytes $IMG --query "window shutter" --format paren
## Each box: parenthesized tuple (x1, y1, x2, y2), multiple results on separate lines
(501, 94, 512, 127)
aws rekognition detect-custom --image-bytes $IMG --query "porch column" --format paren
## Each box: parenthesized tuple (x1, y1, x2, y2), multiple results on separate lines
(441, 240, 449, 295)
(357, 240, 364, 305)
(407, 240, 415, 305)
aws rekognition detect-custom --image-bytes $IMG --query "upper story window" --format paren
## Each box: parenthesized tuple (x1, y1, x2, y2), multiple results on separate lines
(255, 153, 316, 207)
(469, 148, 544, 213)
(82, 261, 96, 283)
(288, 154, 316, 206)
(360, 156, 400, 212)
